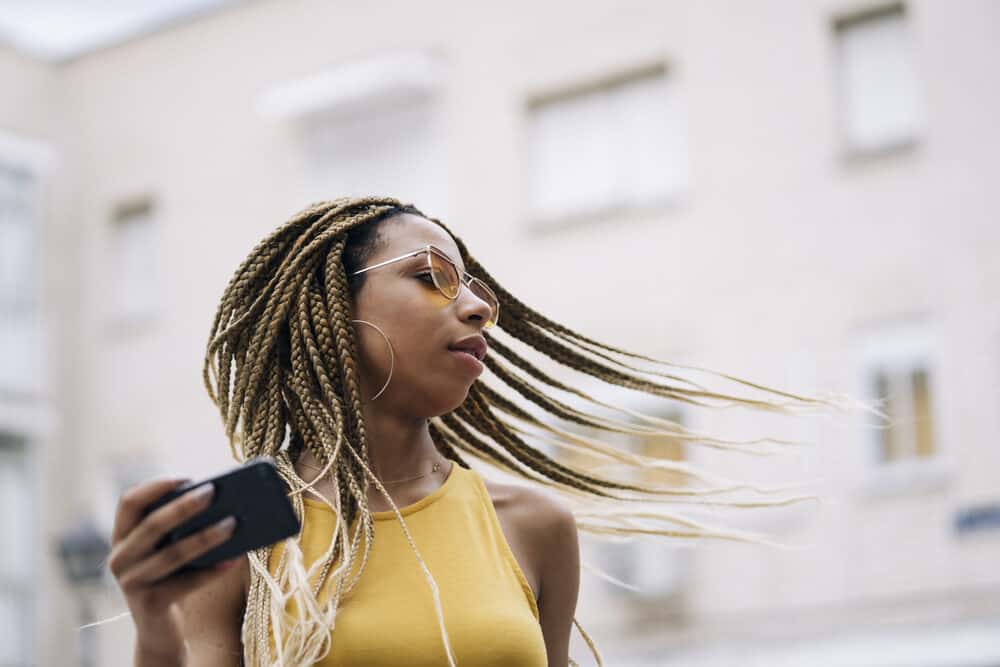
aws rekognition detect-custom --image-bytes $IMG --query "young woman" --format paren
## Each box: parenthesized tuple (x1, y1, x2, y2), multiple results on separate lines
(107, 197, 845, 666)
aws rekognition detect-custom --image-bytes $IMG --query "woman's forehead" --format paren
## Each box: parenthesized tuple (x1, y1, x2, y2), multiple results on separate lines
(377, 214, 463, 266)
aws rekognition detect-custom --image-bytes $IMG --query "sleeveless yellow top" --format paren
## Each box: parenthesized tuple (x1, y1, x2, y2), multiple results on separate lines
(267, 463, 548, 666)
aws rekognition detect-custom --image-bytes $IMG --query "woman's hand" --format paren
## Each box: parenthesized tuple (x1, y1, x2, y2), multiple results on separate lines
(108, 477, 239, 660)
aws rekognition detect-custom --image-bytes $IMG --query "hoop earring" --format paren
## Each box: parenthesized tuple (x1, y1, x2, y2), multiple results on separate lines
(351, 319, 394, 403)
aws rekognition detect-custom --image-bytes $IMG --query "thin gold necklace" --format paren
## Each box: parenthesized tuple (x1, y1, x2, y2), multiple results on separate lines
(298, 458, 443, 486)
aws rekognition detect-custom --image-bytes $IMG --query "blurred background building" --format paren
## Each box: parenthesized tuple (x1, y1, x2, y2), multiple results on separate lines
(1, 0, 999, 665)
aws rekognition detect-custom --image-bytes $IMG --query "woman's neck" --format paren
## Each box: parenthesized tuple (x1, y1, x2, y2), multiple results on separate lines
(360, 404, 440, 483)
(293, 405, 441, 484)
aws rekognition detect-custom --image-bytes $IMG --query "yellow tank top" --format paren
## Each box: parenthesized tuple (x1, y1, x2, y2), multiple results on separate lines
(267, 463, 548, 666)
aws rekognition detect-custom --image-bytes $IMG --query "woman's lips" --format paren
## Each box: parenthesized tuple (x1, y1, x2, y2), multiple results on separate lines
(448, 348, 485, 374)
(449, 335, 487, 361)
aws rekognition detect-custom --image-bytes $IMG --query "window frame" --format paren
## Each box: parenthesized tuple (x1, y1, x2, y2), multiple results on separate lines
(616, 398, 693, 601)
(548, 377, 693, 601)
(297, 97, 451, 220)
(105, 196, 161, 336)
(257, 49, 451, 219)
(522, 61, 690, 232)
(852, 319, 954, 497)
(0, 131, 52, 400)
(831, 2, 923, 160)
(0, 134, 48, 667)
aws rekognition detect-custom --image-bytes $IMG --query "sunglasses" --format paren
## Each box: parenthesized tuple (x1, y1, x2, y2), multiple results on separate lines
(351, 244, 500, 329)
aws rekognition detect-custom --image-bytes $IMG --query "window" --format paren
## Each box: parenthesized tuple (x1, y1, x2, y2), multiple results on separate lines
(0, 434, 33, 666)
(301, 101, 448, 218)
(0, 163, 37, 315)
(834, 4, 922, 154)
(868, 364, 936, 462)
(576, 407, 691, 599)
(108, 199, 159, 329)
(0, 161, 40, 394)
(621, 408, 691, 598)
(259, 50, 449, 218)
(526, 64, 689, 227)
(857, 320, 938, 464)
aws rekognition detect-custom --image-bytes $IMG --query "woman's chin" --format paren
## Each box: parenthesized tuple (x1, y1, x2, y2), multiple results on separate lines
(426, 386, 475, 417)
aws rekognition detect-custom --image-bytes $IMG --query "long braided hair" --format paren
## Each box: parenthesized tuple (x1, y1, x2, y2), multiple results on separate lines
(203, 196, 866, 666)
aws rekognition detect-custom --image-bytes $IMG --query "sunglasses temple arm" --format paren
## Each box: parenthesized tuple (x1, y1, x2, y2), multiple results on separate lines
(352, 248, 428, 276)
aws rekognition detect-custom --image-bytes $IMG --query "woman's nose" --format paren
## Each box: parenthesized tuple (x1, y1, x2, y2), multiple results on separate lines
(456, 283, 493, 326)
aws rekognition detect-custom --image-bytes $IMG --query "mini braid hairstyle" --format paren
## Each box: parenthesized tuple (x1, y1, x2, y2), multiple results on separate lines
(202, 196, 873, 666)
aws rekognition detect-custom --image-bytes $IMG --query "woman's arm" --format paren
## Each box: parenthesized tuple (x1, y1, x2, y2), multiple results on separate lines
(175, 555, 247, 667)
(535, 498, 581, 667)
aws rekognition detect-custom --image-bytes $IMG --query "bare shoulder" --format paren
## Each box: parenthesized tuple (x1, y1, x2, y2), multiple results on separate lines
(481, 474, 580, 663)
(482, 476, 574, 528)
(480, 476, 578, 561)
(175, 556, 248, 666)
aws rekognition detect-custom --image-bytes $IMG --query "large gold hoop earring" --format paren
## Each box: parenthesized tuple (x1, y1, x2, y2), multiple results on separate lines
(351, 319, 394, 403)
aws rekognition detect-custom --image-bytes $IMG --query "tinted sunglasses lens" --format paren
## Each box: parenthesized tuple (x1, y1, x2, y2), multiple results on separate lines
(469, 279, 500, 328)
(428, 251, 460, 298)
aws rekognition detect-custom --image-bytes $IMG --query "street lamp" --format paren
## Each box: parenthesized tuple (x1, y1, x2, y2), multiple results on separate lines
(56, 519, 111, 667)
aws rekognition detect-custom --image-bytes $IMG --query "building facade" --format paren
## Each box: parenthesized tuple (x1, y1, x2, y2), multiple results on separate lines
(1, 1, 998, 664)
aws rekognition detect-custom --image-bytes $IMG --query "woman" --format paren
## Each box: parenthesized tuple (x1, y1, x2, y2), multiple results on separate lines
(108, 197, 846, 666)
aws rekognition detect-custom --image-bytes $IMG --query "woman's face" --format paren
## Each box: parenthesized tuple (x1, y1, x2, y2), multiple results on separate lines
(349, 213, 493, 417)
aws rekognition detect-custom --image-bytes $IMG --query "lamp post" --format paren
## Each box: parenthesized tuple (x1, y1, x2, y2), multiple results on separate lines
(56, 519, 111, 667)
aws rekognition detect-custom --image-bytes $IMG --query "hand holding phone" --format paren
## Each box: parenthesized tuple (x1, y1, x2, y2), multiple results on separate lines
(107, 458, 300, 660)
(141, 457, 301, 573)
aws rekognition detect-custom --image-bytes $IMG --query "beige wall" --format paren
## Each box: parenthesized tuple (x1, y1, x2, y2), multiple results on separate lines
(3, 0, 998, 663)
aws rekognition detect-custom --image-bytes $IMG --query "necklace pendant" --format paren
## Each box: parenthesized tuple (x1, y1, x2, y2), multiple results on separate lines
(432, 462, 441, 473)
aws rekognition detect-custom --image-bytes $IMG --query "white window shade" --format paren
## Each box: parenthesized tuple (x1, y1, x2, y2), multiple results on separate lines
(300, 101, 448, 218)
(263, 50, 450, 218)
(108, 200, 159, 328)
(836, 7, 922, 153)
(0, 165, 37, 314)
(527, 66, 689, 225)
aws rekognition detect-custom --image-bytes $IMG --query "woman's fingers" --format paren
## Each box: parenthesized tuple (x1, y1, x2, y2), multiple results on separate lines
(108, 474, 245, 635)
(117, 516, 238, 593)
(108, 483, 215, 576)
(110, 477, 190, 544)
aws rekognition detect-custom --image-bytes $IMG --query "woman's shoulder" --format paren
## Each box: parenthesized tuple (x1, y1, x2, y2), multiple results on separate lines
(479, 473, 544, 508)
(477, 472, 578, 604)
(479, 473, 576, 542)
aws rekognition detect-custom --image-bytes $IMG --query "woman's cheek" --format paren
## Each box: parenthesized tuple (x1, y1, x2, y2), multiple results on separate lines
(417, 288, 452, 312)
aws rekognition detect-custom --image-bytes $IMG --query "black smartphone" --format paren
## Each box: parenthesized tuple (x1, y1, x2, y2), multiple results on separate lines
(143, 457, 301, 574)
